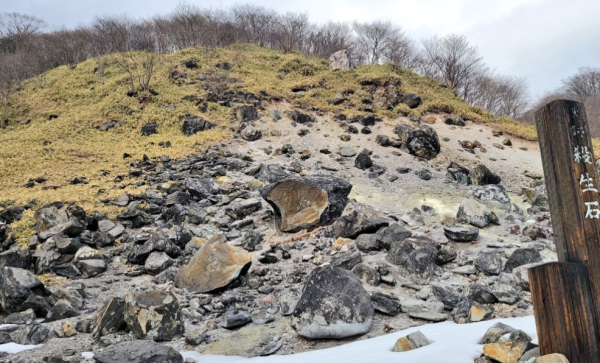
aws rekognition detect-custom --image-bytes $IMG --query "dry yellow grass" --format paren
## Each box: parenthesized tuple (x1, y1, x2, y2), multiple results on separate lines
(0, 44, 540, 244)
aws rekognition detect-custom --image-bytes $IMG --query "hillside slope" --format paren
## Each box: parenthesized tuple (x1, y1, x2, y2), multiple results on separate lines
(0, 44, 536, 242)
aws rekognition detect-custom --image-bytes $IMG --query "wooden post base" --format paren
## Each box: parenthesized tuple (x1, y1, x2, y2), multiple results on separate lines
(529, 262, 600, 363)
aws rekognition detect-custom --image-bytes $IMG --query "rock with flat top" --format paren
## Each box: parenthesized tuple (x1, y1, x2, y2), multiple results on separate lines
(329, 50, 349, 71)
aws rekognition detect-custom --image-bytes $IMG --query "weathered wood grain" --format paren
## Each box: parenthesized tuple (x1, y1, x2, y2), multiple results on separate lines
(532, 99, 600, 361)
(529, 262, 600, 363)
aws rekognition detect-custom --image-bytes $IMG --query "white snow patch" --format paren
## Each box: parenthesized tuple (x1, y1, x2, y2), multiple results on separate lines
(82, 351, 95, 360)
(181, 315, 537, 363)
(0, 342, 40, 354)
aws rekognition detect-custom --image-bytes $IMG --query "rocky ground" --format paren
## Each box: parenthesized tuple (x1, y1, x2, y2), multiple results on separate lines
(0, 97, 556, 363)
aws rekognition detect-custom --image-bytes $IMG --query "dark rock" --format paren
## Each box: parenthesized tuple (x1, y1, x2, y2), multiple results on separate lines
(9, 322, 50, 345)
(144, 252, 174, 275)
(256, 164, 290, 183)
(0, 267, 46, 314)
(355, 234, 380, 252)
(291, 265, 373, 339)
(241, 126, 262, 141)
(522, 225, 546, 240)
(330, 251, 362, 270)
(225, 199, 262, 220)
(182, 116, 216, 136)
(375, 135, 391, 147)
(443, 226, 479, 242)
(463, 284, 497, 304)
(432, 286, 461, 309)
(370, 292, 401, 316)
(472, 184, 511, 206)
(235, 105, 259, 122)
(447, 161, 471, 185)
(289, 110, 314, 124)
(92, 297, 126, 338)
(475, 251, 503, 275)
(141, 123, 159, 136)
(182, 60, 198, 69)
(128, 231, 181, 265)
(398, 125, 440, 160)
(94, 340, 183, 363)
(401, 94, 422, 109)
(0, 247, 31, 270)
(124, 290, 184, 341)
(333, 210, 388, 239)
(221, 309, 252, 329)
(418, 169, 432, 180)
(35, 206, 68, 232)
(241, 230, 263, 252)
(436, 245, 457, 265)
(46, 299, 80, 322)
(355, 149, 373, 170)
(78, 259, 107, 277)
(1, 309, 36, 324)
(351, 263, 380, 286)
(387, 238, 438, 284)
(470, 165, 501, 185)
(355, 114, 376, 126)
(260, 176, 352, 233)
(504, 248, 542, 272)
(375, 223, 412, 250)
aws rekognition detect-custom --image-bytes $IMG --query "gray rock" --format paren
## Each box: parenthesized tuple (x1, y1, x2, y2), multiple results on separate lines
(330, 251, 363, 270)
(471, 184, 511, 206)
(479, 322, 517, 344)
(457, 198, 494, 228)
(504, 248, 542, 272)
(0, 267, 46, 314)
(407, 331, 429, 348)
(333, 210, 388, 239)
(432, 286, 461, 309)
(94, 340, 183, 363)
(351, 264, 380, 286)
(475, 251, 503, 275)
(386, 237, 438, 284)
(462, 284, 497, 304)
(144, 252, 174, 275)
(329, 50, 349, 71)
(46, 299, 81, 322)
(1, 309, 36, 324)
(78, 259, 107, 277)
(124, 290, 184, 341)
(376, 223, 412, 250)
(443, 225, 479, 242)
(0, 247, 31, 270)
(291, 265, 373, 339)
(221, 309, 252, 329)
(338, 147, 357, 157)
(9, 322, 51, 345)
(185, 178, 219, 200)
(241, 126, 262, 141)
(370, 293, 401, 316)
(397, 125, 440, 160)
(35, 206, 68, 232)
(355, 149, 373, 170)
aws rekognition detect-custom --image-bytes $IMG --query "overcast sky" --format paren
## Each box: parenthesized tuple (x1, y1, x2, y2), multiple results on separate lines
(2, 0, 600, 98)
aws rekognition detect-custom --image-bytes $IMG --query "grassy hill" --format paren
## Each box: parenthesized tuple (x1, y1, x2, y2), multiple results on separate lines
(0, 43, 536, 243)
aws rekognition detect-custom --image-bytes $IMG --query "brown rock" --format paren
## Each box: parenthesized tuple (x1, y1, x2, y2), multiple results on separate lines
(62, 321, 77, 337)
(424, 116, 437, 124)
(469, 305, 492, 322)
(536, 353, 570, 363)
(260, 177, 352, 233)
(483, 341, 528, 363)
(175, 243, 251, 293)
(393, 337, 413, 352)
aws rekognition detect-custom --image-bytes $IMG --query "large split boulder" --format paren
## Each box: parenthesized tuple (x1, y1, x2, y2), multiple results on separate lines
(387, 237, 439, 284)
(174, 242, 251, 293)
(260, 176, 352, 232)
(92, 297, 126, 338)
(94, 340, 183, 363)
(290, 265, 373, 339)
(124, 290, 184, 341)
(0, 267, 47, 314)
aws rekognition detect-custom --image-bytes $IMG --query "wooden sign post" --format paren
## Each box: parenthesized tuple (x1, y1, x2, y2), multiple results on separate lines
(530, 100, 600, 362)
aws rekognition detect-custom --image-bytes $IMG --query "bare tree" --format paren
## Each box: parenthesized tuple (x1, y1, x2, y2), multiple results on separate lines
(273, 12, 309, 53)
(232, 4, 277, 47)
(353, 21, 400, 65)
(563, 67, 600, 102)
(0, 12, 46, 53)
(111, 52, 159, 96)
(420, 34, 485, 97)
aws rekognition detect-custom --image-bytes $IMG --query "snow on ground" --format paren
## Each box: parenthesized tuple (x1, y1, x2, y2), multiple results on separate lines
(0, 342, 40, 354)
(2, 316, 537, 362)
(181, 316, 537, 363)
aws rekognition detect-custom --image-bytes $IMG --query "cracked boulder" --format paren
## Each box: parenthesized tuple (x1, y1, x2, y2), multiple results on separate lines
(291, 265, 373, 339)
(396, 125, 440, 160)
(175, 242, 251, 293)
(0, 267, 48, 314)
(124, 290, 184, 341)
(260, 176, 352, 232)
